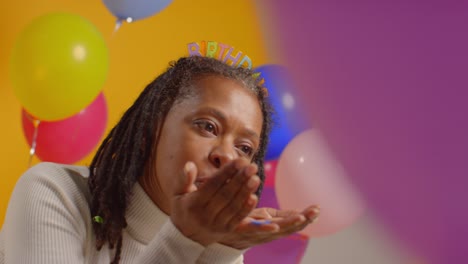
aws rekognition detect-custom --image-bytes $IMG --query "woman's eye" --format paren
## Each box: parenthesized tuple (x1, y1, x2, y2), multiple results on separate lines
(195, 120, 217, 135)
(239, 145, 253, 156)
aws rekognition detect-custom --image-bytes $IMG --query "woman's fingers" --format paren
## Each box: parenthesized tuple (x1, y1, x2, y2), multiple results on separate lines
(267, 206, 320, 235)
(207, 164, 260, 229)
(219, 215, 308, 248)
(204, 162, 254, 213)
(244, 206, 321, 236)
(264, 207, 300, 218)
(248, 207, 276, 219)
(177, 159, 260, 232)
(302, 205, 321, 222)
(195, 160, 244, 205)
(170, 160, 266, 246)
(220, 184, 259, 230)
(173, 161, 199, 196)
(172, 160, 319, 247)
(240, 218, 280, 233)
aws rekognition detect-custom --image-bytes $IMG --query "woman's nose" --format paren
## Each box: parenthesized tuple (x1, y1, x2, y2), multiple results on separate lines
(209, 144, 236, 168)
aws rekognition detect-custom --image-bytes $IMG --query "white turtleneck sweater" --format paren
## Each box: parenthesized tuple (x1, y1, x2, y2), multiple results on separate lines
(0, 162, 244, 263)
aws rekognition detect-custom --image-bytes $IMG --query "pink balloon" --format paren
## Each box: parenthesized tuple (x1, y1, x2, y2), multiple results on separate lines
(276, 129, 365, 237)
(22, 93, 108, 164)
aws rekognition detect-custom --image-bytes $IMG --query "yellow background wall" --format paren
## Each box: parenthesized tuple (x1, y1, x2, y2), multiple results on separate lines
(0, 0, 268, 226)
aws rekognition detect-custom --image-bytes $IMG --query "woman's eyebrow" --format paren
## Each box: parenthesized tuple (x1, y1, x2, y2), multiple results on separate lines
(200, 107, 260, 141)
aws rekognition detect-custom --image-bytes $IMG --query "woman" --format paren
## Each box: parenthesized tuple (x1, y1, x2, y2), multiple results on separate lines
(0, 56, 319, 263)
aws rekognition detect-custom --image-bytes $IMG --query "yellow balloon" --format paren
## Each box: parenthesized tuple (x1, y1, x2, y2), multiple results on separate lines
(10, 13, 109, 121)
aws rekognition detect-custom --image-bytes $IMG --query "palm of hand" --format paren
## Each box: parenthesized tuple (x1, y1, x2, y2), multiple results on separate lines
(220, 206, 320, 249)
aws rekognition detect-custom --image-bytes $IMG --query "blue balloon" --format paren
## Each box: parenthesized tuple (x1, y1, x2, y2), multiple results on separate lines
(255, 65, 310, 160)
(103, 0, 172, 22)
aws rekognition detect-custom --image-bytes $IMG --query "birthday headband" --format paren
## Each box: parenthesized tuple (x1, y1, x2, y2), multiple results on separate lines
(187, 41, 253, 69)
(186, 41, 265, 92)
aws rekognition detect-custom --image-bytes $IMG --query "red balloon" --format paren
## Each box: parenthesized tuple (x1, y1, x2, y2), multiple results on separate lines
(264, 160, 278, 188)
(22, 93, 108, 164)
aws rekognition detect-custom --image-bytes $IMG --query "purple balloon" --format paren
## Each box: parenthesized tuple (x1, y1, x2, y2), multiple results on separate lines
(246, 186, 308, 264)
(258, 185, 280, 209)
(244, 233, 308, 264)
(263, 1, 468, 263)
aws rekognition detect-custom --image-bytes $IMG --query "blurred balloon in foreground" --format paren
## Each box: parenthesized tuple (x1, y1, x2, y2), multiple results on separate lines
(264, 1, 468, 263)
(245, 186, 308, 264)
(103, 0, 172, 29)
(11, 12, 109, 121)
(244, 232, 308, 264)
(22, 93, 108, 164)
(255, 65, 310, 160)
(276, 129, 365, 237)
(258, 185, 279, 209)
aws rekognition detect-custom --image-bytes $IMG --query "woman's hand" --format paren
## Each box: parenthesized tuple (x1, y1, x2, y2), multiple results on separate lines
(219, 206, 320, 249)
(170, 159, 260, 246)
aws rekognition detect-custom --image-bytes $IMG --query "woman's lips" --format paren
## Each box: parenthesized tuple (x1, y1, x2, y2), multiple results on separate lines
(194, 177, 209, 189)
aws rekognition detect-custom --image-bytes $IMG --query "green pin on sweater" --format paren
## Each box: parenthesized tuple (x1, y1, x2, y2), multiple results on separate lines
(93, 216, 104, 224)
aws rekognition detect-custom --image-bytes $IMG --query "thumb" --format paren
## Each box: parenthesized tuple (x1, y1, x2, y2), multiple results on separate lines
(174, 161, 198, 196)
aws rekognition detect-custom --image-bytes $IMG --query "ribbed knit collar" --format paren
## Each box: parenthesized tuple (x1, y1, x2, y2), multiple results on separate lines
(125, 183, 169, 244)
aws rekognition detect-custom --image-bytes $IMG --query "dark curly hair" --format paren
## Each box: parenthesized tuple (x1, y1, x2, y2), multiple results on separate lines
(88, 55, 273, 263)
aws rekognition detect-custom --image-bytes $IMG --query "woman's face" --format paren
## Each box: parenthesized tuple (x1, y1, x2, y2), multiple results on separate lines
(141, 75, 263, 214)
